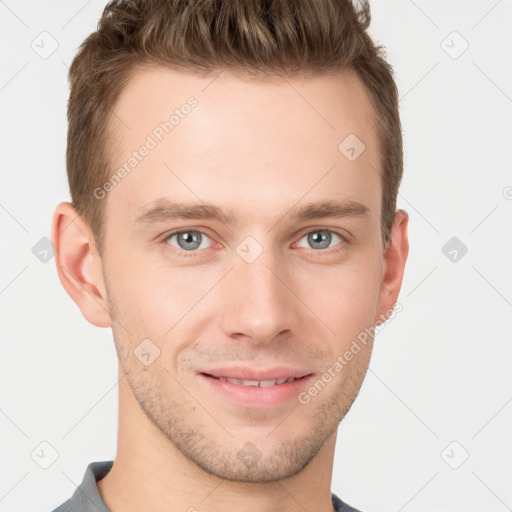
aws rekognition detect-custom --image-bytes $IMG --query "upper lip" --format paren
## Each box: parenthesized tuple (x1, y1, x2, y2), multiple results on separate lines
(199, 366, 312, 381)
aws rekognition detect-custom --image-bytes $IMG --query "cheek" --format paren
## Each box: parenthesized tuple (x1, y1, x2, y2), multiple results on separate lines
(295, 252, 382, 340)
(106, 252, 215, 333)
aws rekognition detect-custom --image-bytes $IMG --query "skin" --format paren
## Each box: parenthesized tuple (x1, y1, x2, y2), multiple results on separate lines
(52, 65, 409, 512)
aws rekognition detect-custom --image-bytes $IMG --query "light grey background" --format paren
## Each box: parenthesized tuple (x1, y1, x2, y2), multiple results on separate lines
(1, 1, 511, 511)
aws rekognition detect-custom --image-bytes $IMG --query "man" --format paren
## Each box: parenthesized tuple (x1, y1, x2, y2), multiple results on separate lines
(51, 0, 408, 510)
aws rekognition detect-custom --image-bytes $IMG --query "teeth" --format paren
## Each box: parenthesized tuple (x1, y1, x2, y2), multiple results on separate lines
(221, 377, 296, 387)
(260, 380, 278, 387)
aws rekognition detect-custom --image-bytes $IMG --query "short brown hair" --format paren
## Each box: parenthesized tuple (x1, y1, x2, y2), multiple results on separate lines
(66, 0, 402, 254)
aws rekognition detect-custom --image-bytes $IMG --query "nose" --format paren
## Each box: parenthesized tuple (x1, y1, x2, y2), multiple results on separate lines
(218, 244, 302, 346)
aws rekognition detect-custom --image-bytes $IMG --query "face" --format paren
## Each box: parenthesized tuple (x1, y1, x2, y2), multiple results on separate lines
(96, 66, 392, 482)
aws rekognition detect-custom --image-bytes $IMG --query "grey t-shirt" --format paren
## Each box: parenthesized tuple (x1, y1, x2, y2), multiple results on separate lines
(51, 460, 363, 512)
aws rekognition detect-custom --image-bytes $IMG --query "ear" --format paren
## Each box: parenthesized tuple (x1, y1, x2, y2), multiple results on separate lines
(51, 202, 112, 328)
(375, 209, 409, 324)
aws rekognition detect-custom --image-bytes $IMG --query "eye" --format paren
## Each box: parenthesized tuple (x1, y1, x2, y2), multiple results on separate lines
(296, 230, 345, 251)
(165, 230, 213, 252)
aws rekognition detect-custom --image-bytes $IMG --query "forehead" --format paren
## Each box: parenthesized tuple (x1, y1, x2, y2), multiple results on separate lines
(104, 65, 381, 228)
(113, 65, 378, 146)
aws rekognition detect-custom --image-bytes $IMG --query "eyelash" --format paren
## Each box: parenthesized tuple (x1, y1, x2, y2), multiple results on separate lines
(162, 228, 350, 258)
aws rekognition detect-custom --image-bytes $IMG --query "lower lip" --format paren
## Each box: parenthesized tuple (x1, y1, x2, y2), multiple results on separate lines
(198, 373, 314, 408)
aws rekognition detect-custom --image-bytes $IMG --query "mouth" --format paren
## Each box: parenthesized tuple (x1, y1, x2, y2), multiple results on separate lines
(201, 373, 308, 387)
(198, 371, 314, 408)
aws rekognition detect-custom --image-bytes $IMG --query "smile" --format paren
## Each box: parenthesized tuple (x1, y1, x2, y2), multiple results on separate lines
(208, 376, 298, 387)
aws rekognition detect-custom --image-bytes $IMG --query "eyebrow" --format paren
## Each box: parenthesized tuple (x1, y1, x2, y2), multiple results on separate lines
(133, 198, 370, 226)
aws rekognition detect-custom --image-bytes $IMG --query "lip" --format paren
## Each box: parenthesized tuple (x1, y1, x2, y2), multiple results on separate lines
(197, 366, 311, 381)
(197, 370, 315, 408)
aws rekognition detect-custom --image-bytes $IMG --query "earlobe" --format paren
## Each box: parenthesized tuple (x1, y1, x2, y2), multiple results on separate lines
(51, 202, 112, 328)
(375, 209, 409, 324)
